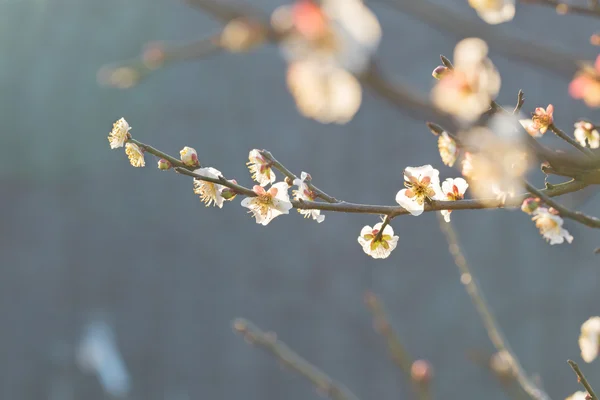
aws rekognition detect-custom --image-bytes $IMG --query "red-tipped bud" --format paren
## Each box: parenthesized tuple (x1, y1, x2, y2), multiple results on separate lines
(432, 65, 449, 80)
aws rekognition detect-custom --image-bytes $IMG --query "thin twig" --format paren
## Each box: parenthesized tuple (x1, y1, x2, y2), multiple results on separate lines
(568, 360, 599, 400)
(364, 292, 430, 400)
(524, 181, 600, 228)
(438, 216, 551, 400)
(514, 90, 526, 114)
(232, 319, 361, 400)
(373, 215, 392, 242)
(549, 124, 595, 157)
(520, 0, 600, 18)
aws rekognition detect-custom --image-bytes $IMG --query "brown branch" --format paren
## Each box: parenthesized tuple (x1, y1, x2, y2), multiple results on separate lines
(438, 216, 551, 400)
(520, 0, 600, 18)
(232, 319, 361, 400)
(568, 360, 599, 400)
(524, 182, 600, 228)
(514, 90, 526, 114)
(549, 124, 595, 157)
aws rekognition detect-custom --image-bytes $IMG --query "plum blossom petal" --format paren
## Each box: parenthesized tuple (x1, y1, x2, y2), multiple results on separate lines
(357, 222, 399, 259)
(241, 183, 293, 225)
(579, 317, 600, 363)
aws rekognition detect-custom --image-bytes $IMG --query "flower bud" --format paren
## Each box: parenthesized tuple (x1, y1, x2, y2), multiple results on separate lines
(431, 65, 449, 80)
(221, 187, 237, 201)
(157, 159, 172, 171)
(180, 146, 199, 167)
(411, 360, 433, 385)
(490, 350, 515, 380)
(220, 18, 266, 53)
(521, 197, 540, 214)
(142, 41, 166, 70)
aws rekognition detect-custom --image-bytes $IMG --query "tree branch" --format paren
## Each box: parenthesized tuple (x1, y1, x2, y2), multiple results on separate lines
(438, 216, 552, 400)
(549, 124, 595, 157)
(520, 0, 600, 18)
(232, 319, 361, 400)
(568, 360, 599, 400)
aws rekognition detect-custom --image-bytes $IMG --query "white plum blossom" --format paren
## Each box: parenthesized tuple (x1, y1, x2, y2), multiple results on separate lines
(574, 121, 600, 149)
(247, 149, 276, 187)
(193, 167, 226, 208)
(432, 38, 501, 121)
(357, 222, 399, 259)
(531, 208, 573, 245)
(108, 118, 131, 149)
(438, 131, 459, 167)
(293, 172, 325, 223)
(440, 178, 469, 223)
(468, 0, 515, 25)
(125, 143, 145, 167)
(180, 146, 199, 167)
(241, 183, 293, 225)
(395, 165, 442, 216)
(286, 60, 362, 124)
(579, 317, 600, 363)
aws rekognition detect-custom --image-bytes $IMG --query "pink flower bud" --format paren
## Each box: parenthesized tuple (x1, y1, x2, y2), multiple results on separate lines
(521, 197, 540, 214)
(411, 360, 433, 385)
(179, 146, 199, 167)
(431, 65, 449, 80)
(157, 159, 172, 171)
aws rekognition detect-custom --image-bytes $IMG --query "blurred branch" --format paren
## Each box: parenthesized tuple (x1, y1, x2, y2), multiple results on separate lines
(549, 124, 595, 157)
(520, 0, 600, 18)
(371, 0, 581, 78)
(568, 360, 598, 400)
(364, 292, 430, 400)
(514, 90, 526, 114)
(438, 216, 551, 400)
(232, 319, 361, 400)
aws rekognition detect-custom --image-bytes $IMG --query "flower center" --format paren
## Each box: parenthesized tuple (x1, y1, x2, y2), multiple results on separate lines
(405, 176, 435, 203)
(534, 215, 559, 234)
(256, 194, 274, 215)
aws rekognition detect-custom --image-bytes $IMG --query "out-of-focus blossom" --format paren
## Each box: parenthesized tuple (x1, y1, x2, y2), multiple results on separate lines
(519, 105, 554, 137)
(97, 66, 140, 89)
(531, 207, 573, 245)
(193, 167, 226, 208)
(468, 0, 515, 25)
(293, 172, 325, 223)
(570, 55, 600, 108)
(108, 118, 131, 149)
(440, 177, 468, 222)
(411, 360, 433, 385)
(125, 143, 145, 167)
(520, 197, 540, 214)
(247, 149, 276, 187)
(241, 183, 293, 225)
(357, 222, 398, 259)
(432, 38, 501, 121)
(286, 60, 362, 124)
(180, 147, 199, 167)
(395, 165, 442, 216)
(574, 121, 600, 149)
(220, 18, 266, 53)
(566, 392, 590, 400)
(579, 317, 600, 363)
(461, 152, 474, 178)
(438, 132, 459, 167)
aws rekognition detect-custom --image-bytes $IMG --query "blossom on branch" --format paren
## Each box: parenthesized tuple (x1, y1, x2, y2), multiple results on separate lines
(432, 38, 501, 121)
(579, 316, 600, 363)
(241, 183, 293, 225)
(531, 208, 573, 245)
(574, 121, 600, 149)
(125, 143, 145, 167)
(395, 165, 442, 216)
(468, 0, 515, 25)
(247, 150, 276, 187)
(438, 131, 459, 167)
(570, 55, 600, 108)
(293, 172, 325, 223)
(108, 118, 131, 149)
(193, 167, 226, 208)
(180, 147, 199, 167)
(440, 178, 468, 222)
(357, 222, 398, 259)
(519, 105, 554, 137)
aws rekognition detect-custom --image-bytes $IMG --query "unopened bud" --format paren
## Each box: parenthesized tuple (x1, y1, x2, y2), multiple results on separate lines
(157, 159, 172, 171)
(521, 197, 540, 214)
(411, 360, 433, 385)
(432, 65, 449, 80)
(490, 351, 515, 380)
(179, 146, 199, 167)
(142, 41, 166, 70)
(97, 66, 140, 89)
(221, 18, 266, 53)
(221, 187, 237, 201)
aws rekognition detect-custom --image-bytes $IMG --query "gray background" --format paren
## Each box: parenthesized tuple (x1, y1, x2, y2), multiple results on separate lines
(1, 0, 599, 399)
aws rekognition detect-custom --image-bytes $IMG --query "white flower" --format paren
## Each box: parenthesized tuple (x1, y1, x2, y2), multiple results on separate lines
(438, 132, 459, 167)
(574, 121, 600, 149)
(124, 143, 145, 167)
(274, 0, 381, 74)
(440, 178, 468, 222)
(531, 208, 573, 245)
(193, 167, 226, 208)
(108, 118, 131, 149)
(241, 183, 293, 225)
(579, 317, 600, 363)
(395, 165, 442, 216)
(286, 60, 362, 124)
(293, 172, 325, 223)
(432, 38, 501, 121)
(468, 0, 515, 25)
(247, 149, 276, 186)
(179, 146, 199, 167)
(566, 392, 590, 400)
(357, 222, 399, 259)
(461, 152, 474, 178)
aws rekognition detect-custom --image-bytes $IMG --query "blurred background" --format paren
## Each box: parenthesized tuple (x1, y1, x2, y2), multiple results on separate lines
(1, 0, 600, 399)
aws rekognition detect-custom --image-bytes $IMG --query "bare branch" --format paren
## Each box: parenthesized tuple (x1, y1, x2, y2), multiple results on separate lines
(232, 319, 361, 400)
(568, 360, 599, 400)
(520, 0, 600, 18)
